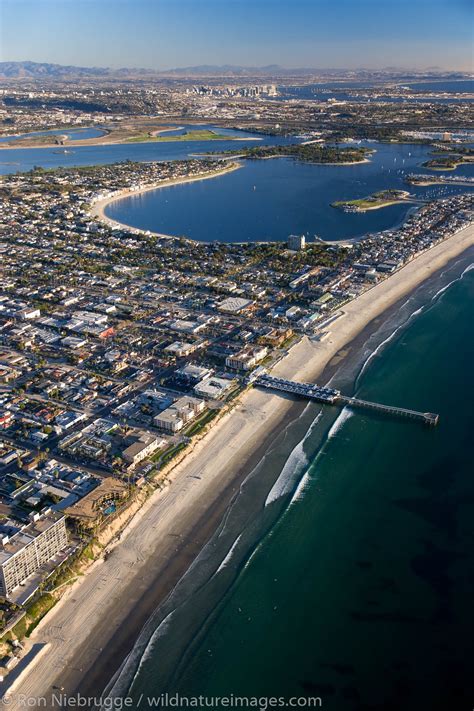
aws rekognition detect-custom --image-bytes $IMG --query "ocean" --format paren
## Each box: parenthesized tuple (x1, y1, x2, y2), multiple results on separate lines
(106, 247, 474, 711)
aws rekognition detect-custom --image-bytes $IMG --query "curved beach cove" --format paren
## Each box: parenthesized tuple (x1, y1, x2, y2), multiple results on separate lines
(103, 142, 474, 242)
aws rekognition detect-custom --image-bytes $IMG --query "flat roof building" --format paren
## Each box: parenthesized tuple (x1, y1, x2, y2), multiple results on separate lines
(226, 346, 268, 371)
(122, 433, 164, 467)
(164, 341, 197, 358)
(218, 297, 254, 314)
(153, 409, 184, 433)
(0, 512, 68, 600)
(194, 377, 233, 400)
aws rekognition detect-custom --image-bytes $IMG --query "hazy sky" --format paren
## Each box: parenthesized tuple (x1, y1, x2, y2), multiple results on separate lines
(0, 0, 473, 71)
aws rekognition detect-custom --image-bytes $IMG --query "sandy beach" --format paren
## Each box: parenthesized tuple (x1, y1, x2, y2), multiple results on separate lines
(2, 223, 474, 709)
(90, 161, 242, 236)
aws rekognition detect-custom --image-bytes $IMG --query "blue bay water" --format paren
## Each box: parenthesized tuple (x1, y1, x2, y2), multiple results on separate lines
(104, 142, 474, 242)
(405, 79, 474, 93)
(0, 125, 290, 175)
(2, 127, 472, 245)
(279, 79, 474, 103)
(121, 251, 474, 711)
(0, 126, 106, 143)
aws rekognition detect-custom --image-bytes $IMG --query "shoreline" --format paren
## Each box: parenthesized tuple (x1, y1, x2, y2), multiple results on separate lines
(90, 157, 374, 242)
(90, 161, 242, 237)
(0, 129, 119, 151)
(407, 179, 474, 187)
(3, 223, 474, 709)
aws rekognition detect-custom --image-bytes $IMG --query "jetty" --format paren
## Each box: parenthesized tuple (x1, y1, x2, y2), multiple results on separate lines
(254, 374, 439, 426)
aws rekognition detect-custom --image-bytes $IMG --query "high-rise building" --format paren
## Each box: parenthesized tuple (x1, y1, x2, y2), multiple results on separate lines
(0, 511, 68, 599)
(287, 234, 306, 251)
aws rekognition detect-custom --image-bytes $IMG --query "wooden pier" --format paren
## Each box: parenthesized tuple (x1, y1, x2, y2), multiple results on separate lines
(254, 375, 439, 427)
(338, 395, 439, 426)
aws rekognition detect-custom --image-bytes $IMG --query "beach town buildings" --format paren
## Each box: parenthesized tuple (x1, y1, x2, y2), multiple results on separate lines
(194, 376, 234, 400)
(154, 396, 206, 433)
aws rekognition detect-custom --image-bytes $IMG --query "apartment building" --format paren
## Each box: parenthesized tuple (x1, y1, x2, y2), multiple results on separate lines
(0, 512, 68, 599)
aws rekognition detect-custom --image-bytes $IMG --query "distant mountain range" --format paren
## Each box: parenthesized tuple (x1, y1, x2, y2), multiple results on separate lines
(0, 61, 157, 80)
(0, 60, 469, 82)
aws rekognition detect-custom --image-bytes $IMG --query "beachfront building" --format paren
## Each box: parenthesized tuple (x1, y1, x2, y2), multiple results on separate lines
(0, 511, 68, 599)
(153, 409, 184, 433)
(122, 432, 165, 467)
(153, 396, 206, 432)
(287, 234, 306, 251)
(172, 396, 206, 419)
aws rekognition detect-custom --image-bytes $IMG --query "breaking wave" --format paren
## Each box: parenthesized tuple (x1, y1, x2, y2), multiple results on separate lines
(265, 411, 323, 506)
(216, 534, 243, 573)
(326, 407, 354, 439)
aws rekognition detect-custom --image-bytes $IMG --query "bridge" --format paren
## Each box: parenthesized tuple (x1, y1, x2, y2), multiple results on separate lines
(254, 374, 439, 427)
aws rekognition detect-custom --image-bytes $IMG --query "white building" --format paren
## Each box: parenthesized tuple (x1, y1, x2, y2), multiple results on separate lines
(218, 297, 254, 314)
(153, 410, 183, 433)
(164, 341, 196, 358)
(153, 396, 206, 432)
(194, 377, 233, 400)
